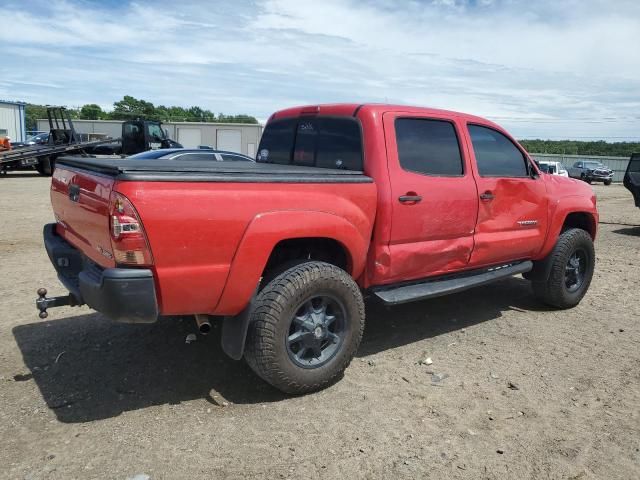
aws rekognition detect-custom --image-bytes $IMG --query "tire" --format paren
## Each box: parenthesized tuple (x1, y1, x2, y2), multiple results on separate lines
(604, 179, 612, 186)
(532, 228, 595, 309)
(244, 261, 365, 394)
(36, 157, 53, 176)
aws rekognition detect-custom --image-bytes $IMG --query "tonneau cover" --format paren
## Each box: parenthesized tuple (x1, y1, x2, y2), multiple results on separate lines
(56, 156, 373, 183)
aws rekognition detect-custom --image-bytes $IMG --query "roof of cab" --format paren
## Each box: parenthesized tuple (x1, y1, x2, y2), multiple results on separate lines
(269, 103, 500, 129)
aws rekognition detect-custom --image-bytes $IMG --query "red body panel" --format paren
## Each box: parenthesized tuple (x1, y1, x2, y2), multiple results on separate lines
(114, 180, 376, 316)
(49, 103, 598, 318)
(51, 167, 116, 268)
(378, 111, 479, 284)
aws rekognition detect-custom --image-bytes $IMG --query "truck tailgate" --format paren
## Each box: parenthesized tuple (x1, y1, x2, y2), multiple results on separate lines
(51, 166, 116, 268)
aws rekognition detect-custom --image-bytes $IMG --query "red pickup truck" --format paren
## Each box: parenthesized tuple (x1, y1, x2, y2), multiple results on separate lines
(37, 104, 598, 394)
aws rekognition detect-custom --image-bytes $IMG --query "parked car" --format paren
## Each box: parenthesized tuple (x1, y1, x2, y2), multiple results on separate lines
(567, 160, 614, 185)
(11, 132, 49, 149)
(128, 148, 254, 162)
(623, 153, 640, 208)
(36, 103, 598, 394)
(535, 160, 568, 177)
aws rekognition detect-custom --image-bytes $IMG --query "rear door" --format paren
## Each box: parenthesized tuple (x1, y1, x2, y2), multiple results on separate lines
(465, 124, 548, 266)
(382, 112, 479, 283)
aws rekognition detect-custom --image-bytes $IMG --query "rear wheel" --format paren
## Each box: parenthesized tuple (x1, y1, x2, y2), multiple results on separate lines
(532, 228, 595, 309)
(244, 261, 365, 394)
(36, 156, 54, 176)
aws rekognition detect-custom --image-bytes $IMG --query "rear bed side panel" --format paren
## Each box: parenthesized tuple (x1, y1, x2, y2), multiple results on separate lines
(114, 180, 377, 316)
(214, 208, 376, 316)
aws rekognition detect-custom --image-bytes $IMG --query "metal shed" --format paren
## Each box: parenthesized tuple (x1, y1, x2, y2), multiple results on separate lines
(0, 100, 27, 142)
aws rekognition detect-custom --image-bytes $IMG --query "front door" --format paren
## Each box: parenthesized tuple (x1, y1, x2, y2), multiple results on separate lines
(382, 112, 479, 284)
(465, 124, 548, 267)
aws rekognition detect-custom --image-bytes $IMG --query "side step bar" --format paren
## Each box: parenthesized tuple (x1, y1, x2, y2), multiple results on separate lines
(373, 261, 533, 305)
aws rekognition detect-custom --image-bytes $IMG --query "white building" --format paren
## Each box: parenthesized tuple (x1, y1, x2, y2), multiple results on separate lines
(37, 118, 263, 157)
(0, 100, 27, 142)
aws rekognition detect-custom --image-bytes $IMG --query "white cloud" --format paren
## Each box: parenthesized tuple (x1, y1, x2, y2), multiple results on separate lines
(1, 0, 639, 139)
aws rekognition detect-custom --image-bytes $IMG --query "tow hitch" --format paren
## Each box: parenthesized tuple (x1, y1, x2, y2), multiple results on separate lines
(36, 288, 80, 319)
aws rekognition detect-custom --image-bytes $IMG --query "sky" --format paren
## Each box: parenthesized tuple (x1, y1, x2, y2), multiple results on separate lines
(1, 0, 639, 140)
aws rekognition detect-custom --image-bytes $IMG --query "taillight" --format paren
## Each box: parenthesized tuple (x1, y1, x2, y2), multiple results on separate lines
(109, 191, 153, 266)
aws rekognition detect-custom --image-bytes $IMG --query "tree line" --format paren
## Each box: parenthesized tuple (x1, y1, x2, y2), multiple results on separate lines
(25, 95, 259, 131)
(519, 139, 639, 157)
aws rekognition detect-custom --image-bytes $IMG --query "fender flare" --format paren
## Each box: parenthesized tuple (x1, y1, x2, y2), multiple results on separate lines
(214, 210, 370, 316)
(527, 195, 597, 282)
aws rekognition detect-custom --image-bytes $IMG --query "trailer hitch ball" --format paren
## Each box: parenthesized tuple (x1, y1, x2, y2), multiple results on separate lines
(36, 288, 78, 319)
(37, 288, 49, 319)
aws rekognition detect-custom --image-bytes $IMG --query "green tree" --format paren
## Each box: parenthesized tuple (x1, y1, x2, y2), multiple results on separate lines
(25, 104, 47, 132)
(79, 104, 104, 120)
(25, 96, 259, 132)
(519, 139, 640, 157)
(111, 95, 157, 120)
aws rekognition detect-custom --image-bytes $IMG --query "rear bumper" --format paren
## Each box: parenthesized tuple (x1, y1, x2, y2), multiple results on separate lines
(43, 223, 158, 323)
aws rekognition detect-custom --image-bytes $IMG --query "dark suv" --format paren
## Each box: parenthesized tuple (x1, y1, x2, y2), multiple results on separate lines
(624, 154, 640, 208)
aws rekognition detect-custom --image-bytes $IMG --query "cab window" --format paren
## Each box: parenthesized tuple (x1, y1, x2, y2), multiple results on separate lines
(395, 118, 463, 176)
(468, 125, 529, 177)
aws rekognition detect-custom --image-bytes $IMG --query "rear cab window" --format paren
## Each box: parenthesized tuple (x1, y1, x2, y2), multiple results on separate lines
(257, 117, 363, 171)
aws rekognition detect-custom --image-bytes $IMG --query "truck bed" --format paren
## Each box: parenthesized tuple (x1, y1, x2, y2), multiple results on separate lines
(56, 156, 373, 183)
(50, 156, 378, 317)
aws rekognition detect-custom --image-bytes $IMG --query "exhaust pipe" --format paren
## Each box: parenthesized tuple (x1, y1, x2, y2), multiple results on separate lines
(194, 314, 211, 335)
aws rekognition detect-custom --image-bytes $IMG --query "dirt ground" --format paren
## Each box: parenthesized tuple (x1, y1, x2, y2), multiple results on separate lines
(0, 172, 639, 480)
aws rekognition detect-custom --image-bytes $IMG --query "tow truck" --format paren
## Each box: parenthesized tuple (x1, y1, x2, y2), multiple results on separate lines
(0, 107, 181, 176)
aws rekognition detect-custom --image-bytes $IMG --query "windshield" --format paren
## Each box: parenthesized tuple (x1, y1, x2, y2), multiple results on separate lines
(257, 117, 363, 171)
(147, 123, 165, 142)
(537, 162, 556, 174)
(585, 162, 605, 169)
(27, 133, 47, 142)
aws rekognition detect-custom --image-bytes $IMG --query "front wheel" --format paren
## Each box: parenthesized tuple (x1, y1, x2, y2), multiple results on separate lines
(244, 261, 365, 394)
(604, 179, 612, 186)
(532, 228, 595, 309)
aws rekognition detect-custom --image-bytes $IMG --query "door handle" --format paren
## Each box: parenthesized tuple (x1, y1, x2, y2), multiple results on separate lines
(69, 184, 80, 202)
(479, 191, 495, 201)
(399, 194, 422, 203)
